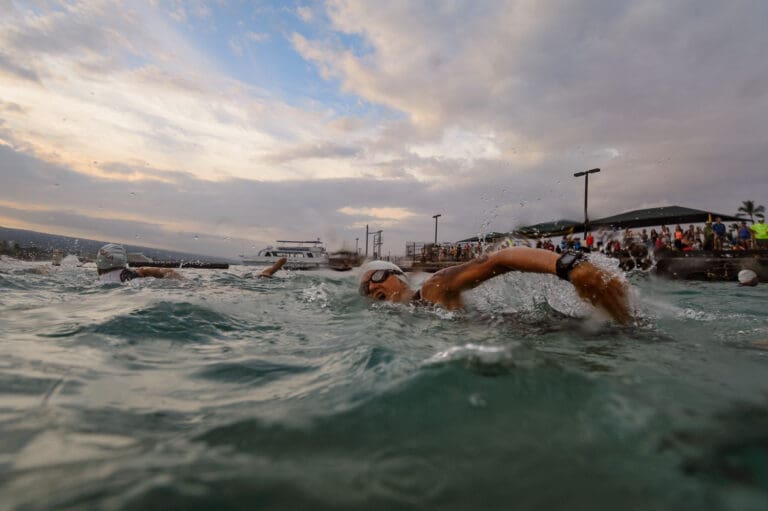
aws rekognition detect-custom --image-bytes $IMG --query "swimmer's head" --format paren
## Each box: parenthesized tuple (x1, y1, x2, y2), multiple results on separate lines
(358, 261, 410, 302)
(96, 243, 128, 273)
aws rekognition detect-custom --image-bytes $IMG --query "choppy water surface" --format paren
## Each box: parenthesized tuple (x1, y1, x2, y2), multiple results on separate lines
(0, 256, 766, 510)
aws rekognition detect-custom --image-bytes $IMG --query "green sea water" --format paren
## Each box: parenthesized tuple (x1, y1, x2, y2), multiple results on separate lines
(0, 255, 766, 510)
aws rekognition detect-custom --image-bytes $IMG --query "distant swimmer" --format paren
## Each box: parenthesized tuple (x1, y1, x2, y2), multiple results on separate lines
(96, 243, 181, 283)
(257, 257, 287, 278)
(359, 247, 633, 324)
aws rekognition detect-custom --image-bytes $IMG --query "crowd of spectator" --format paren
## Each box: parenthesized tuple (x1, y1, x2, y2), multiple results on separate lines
(541, 217, 768, 256)
(418, 242, 487, 262)
(597, 217, 768, 254)
(410, 217, 767, 265)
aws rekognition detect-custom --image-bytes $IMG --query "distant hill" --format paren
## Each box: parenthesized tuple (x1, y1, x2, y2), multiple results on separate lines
(0, 226, 233, 263)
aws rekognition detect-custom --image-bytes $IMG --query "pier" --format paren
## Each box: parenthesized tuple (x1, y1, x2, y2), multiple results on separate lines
(129, 261, 229, 269)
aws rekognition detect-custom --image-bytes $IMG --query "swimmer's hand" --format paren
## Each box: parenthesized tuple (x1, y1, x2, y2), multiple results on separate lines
(259, 257, 287, 278)
(569, 262, 632, 324)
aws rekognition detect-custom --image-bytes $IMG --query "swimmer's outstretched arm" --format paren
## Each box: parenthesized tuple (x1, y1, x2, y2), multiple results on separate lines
(259, 257, 287, 278)
(135, 267, 183, 279)
(421, 247, 632, 324)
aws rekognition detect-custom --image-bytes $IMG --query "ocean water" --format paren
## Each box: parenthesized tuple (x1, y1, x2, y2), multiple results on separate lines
(0, 255, 766, 510)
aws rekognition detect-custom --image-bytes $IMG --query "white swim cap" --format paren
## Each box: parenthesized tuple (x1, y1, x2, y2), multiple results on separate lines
(738, 269, 758, 286)
(358, 260, 409, 295)
(359, 260, 403, 273)
(96, 243, 128, 270)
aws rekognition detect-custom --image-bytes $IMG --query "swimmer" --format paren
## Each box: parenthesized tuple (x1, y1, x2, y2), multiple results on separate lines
(257, 257, 287, 278)
(359, 247, 633, 324)
(96, 243, 181, 283)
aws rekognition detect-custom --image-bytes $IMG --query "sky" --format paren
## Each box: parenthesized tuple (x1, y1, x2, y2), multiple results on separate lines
(1, 0, 766, 259)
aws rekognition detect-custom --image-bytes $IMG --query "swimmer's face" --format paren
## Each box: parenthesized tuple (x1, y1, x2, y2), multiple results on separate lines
(360, 269, 410, 303)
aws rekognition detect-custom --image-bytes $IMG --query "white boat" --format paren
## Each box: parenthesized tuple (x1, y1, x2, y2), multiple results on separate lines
(240, 240, 328, 270)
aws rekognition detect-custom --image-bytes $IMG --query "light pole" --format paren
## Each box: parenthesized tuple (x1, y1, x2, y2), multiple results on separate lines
(573, 168, 600, 234)
(355, 237, 359, 255)
(432, 214, 441, 245)
(373, 230, 383, 259)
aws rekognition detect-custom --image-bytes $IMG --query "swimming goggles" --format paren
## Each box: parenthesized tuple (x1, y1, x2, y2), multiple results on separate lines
(359, 269, 407, 297)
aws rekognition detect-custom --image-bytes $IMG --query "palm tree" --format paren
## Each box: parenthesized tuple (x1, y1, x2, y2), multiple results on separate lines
(736, 200, 766, 224)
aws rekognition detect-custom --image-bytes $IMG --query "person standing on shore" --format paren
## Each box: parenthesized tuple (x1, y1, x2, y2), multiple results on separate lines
(712, 217, 726, 250)
(703, 221, 714, 251)
(751, 218, 768, 249)
(738, 221, 753, 249)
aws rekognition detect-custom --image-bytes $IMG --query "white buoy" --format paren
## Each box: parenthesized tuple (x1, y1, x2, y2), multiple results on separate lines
(738, 269, 759, 286)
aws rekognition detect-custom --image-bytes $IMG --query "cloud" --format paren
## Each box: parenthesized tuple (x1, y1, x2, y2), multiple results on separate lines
(1, 142, 581, 256)
(169, 7, 187, 23)
(0, 100, 27, 114)
(246, 31, 270, 44)
(299, 1, 768, 149)
(263, 142, 361, 164)
(0, 1, 397, 184)
(1, 1, 767, 258)
(229, 37, 244, 56)
(0, 51, 41, 83)
(338, 206, 416, 222)
(297, 6, 314, 23)
(231, 31, 270, 57)
(0, 144, 432, 256)
(408, 128, 501, 161)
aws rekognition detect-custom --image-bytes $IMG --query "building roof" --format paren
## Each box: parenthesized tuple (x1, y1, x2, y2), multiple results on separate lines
(455, 232, 510, 243)
(515, 219, 581, 237)
(513, 205, 743, 238)
(588, 205, 741, 230)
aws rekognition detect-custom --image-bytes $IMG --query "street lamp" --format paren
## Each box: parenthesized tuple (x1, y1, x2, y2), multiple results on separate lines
(573, 168, 600, 234)
(432, 214, 442, 245)
(355, 237, 359, 255)
(373, 230, 383, 259)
